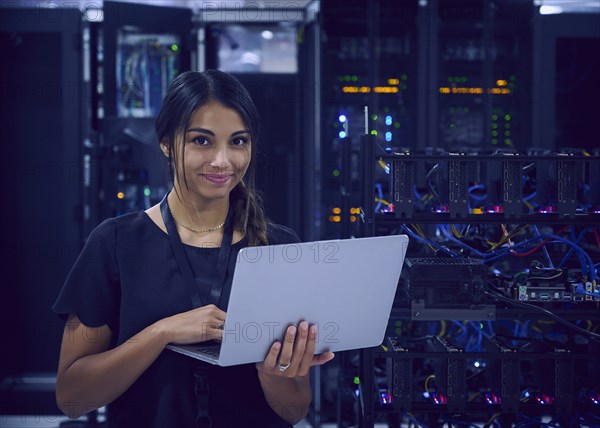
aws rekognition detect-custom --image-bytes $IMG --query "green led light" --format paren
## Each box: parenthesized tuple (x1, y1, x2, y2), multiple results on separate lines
(352, 75, 358, 82)
(354, 377, 360, 385)
(338, 75, 344, 82)
(505, 131, 511, 137)
(492, 123, 498, 129)
(344, 75, 351, 81)
(401, 74, 408, 81)
(504, 123, 511, 129)
(492, 138, 498, 145)
(333, 169, 340, 177)
(505, 138, 512, 145)
(394, 122, 400, 129)
(492, 130, 498, 137)
(170, 44, 179, 52)
(370, 130, 378, 136)
(395, 321, 402, 327)
(492, 114, 498, 121)
(505, 114, 511, 121)
(371, 114, 378, 121)
(383, 107, 389, 113)
(143, 188, 151, 197)
(479, 322, 484, 329)
(448, 77, 454, 83)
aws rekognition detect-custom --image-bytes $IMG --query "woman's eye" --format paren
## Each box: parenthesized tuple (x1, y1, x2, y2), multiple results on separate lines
(231, 137, 248, 146)
(192, 136, 209, 145)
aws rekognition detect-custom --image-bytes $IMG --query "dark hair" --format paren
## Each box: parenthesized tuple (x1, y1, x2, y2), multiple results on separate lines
(155, 69, 269, 246)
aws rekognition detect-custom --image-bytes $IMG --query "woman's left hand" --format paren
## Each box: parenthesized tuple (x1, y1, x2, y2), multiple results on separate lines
(256, 320, 335, 377)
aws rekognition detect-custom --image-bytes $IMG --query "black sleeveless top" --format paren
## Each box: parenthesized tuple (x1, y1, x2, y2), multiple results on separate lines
(52, 211, 300, 428)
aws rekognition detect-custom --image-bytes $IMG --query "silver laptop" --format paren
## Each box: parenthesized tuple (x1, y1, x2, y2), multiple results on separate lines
(166, 234, 409, 366)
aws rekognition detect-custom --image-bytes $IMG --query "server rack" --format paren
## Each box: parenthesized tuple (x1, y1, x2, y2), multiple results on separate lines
(356, 148, 600, 427)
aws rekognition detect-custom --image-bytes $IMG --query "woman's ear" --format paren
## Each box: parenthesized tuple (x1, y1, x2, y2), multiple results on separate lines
(159, 139, 169, 158)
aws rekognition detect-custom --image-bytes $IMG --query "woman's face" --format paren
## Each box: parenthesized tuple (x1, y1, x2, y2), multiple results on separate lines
(168, 100, 252, 203)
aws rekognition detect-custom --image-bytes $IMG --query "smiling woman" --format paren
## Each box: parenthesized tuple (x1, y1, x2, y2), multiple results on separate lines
(156, 70, 266, 247)
(52, 69, 334, 427)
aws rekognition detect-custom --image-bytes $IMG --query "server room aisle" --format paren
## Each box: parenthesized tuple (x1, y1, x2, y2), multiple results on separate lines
(0, 419, 389, 428)
(0, 416, 325, 428)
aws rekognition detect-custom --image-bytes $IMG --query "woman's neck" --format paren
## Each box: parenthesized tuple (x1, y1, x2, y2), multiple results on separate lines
(167, 189, 229, 232)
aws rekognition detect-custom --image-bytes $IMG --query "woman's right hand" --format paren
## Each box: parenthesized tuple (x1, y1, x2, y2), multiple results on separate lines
(158, 304, 227, 345)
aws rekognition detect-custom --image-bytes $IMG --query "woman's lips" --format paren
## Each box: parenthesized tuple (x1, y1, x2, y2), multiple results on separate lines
(202, 174, 232, 184)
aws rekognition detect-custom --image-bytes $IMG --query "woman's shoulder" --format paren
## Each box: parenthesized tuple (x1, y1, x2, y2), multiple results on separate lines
(88, 211, 152, 241)
(266, 223, 301, 245)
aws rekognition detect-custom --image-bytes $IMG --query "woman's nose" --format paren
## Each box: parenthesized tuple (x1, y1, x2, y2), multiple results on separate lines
(209, 146, 230, 170)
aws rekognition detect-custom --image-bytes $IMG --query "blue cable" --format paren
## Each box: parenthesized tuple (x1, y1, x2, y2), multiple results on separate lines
(450, 320, 468, 344)
(413, 185, 423, 200)
(485, 237, 592, 278)
(468, 184, 487, 201)
(374, 183, 383, 213)
(533, 225, 554, 268)
(443, 224, 537, 261)
(404, 413, 431, 428)
(540, 234, 595, 280)
(436, 226, 594, 280)
(487, 320, 495, 338)
(467, 321, 486, 351)
(520, 320, 531, 338)
(558, 227, 590, 268)
(401, 225, 458, 257)
(517, 414, 560, 428)
(437, 226, 548, 263)
(523, 191, 537, 201)
(570, 226, 586, 274)
(511, 321, 522, 347)
(558, 226, 591, 268)
(438, 224, 495, 258)
(442, 417, 482, 428)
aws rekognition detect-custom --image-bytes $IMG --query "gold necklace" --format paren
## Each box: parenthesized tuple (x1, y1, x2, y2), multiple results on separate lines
(168, 204, 226, 234)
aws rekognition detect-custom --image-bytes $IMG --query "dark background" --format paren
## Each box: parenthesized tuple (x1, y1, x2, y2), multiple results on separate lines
(1, 0, 599, 423)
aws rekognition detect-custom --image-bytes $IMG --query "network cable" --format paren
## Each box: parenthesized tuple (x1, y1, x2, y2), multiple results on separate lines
(483, 287, 600, 343)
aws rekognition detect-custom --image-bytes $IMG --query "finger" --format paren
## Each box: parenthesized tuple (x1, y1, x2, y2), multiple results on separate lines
(290, 321, 309, 368)
(278, 324, 297, 368)
(297, 324, 317, 373)
(214, 309, 227, 322)
(262, 342, 281, 370)
(311, 352, 335, 367)
(208, 324, 223, 342)
(202, 304, 226, 322)
(203, 320, 224, 337)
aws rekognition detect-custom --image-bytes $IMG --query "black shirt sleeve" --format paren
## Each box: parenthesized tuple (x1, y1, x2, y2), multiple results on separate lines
(52, 218, 120, 333)
(267, 223, 301, 245)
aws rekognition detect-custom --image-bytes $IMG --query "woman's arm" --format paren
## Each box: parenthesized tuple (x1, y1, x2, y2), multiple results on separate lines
(257, 372, 312, 424)
(56, 304, 225, 419)
(256, 322, 335, 425)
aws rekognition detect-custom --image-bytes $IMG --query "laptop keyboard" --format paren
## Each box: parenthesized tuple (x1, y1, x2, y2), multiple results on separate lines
(193, 343, 221, 358)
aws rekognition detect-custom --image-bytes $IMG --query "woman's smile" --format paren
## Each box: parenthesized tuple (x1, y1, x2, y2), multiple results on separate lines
(201, 173, 233, 185)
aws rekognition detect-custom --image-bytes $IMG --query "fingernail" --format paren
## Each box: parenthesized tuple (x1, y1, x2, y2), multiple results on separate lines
(310, 326, 316, 335)
(288, 326, 297, 335)
(300, 321, 308, 331)
(274, 342, 281, 350)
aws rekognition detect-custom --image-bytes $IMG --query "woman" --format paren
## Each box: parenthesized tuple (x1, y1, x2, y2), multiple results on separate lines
(53, 69, 334, 427)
